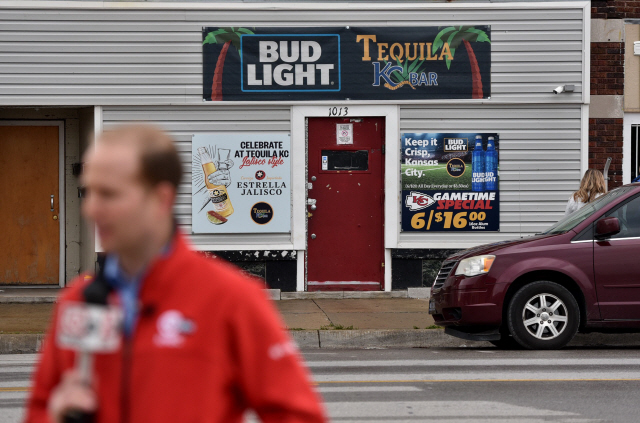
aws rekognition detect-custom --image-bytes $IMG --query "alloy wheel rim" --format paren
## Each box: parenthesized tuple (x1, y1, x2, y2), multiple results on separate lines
(521, 293, 568, 340)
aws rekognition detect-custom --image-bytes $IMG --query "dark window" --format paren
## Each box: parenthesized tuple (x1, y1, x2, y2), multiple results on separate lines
(573, 224, 593, 242)
(605, 195, 640, 239)
(321, 150, 368, 171)
(633, 125, 639, 181)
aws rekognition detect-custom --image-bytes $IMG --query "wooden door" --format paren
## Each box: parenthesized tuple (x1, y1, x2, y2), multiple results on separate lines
(306, 117, 385, 291)
(0, 126, 60, 285)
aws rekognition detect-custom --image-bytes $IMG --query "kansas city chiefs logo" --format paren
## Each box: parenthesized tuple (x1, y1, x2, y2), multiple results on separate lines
(405, 192, 435, 211)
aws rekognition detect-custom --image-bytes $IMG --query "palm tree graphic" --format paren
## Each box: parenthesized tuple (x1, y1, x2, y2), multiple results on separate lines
(432, 26, 490, 99)
(203, 27, 255, 101)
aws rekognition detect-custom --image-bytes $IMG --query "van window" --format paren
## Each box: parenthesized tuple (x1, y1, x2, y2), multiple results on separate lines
(605, 195, 640, 239)
(542, 186, 636, 235)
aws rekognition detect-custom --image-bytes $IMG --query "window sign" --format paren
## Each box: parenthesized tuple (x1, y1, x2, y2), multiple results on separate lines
(401, 132, 500, 232)
(192, 133, 291, 233)
(336, 124, 353, 145)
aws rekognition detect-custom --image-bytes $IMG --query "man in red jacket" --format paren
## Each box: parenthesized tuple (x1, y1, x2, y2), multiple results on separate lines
(25, 124, 326, 423)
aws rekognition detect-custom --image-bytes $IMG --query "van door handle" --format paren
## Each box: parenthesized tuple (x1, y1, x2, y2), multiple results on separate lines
(50, 195, 54, 211)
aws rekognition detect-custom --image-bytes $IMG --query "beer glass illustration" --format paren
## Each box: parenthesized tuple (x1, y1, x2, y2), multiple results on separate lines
(217, 148, 231, 172)
(197, 147, 234, 221)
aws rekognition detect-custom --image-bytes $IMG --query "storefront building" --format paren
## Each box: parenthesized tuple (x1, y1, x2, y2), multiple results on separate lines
(0, 1, 590, 292)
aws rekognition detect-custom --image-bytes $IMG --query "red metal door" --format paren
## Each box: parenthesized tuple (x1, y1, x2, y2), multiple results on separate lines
(307, 117, 385, 291)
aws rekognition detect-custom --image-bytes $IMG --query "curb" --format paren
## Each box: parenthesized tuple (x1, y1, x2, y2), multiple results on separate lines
(6, 330, 640, 354)
(290, 330, 640, 349)
(0, 297, 58, 304)
(280, 291, 410, 300)
(0, 334, 46, 354)
(0, 289, 432, 303)
(289, 329, 492, 349)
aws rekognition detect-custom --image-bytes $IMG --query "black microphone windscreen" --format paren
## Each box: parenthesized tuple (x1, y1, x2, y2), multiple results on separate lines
(83, 279, 111, 305)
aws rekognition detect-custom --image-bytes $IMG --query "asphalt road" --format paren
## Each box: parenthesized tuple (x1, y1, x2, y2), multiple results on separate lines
(4, 348, 640, 422)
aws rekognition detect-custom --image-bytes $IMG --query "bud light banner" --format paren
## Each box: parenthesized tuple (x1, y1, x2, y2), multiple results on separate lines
(401, 133, 499, 232)
(191, 133, 291, 234)
(203, 26, 491, 101)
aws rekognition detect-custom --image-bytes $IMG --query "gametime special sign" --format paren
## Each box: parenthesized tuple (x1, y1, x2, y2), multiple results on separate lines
(401, 133, 500, 232)
(203, 26, 491, 101)
(191, 133, 291, 234)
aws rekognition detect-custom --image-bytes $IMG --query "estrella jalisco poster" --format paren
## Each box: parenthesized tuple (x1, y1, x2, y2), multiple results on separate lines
(191, 133, 291, 234)
(401, 133, 500, 232)
(203, 26, 491, 101)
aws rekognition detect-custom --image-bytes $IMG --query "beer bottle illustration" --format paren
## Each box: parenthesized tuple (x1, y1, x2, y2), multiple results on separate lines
(471, 135, 485, 192)
(197, 147, 234, 218)
(484, 136, 498, 191)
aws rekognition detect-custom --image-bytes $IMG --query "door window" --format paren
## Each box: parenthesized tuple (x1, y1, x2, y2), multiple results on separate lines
(605, 195, 640, 239)
(633, 125, 640, 181)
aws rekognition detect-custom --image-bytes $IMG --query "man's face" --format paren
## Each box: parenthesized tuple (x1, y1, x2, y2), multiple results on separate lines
(81, 142, 161, 254)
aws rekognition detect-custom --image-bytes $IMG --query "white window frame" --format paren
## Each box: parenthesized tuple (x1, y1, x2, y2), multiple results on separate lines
(623, 113, 640, 185)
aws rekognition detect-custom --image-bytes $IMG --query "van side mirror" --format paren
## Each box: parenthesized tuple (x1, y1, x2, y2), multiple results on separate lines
(595, 217, 621, 239)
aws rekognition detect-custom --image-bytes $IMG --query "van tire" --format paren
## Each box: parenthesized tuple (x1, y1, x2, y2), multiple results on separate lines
(507, 281, 580, 350)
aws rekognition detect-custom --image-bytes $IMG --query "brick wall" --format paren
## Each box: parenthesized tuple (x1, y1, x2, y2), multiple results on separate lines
(590, 1, 630, 185)
(591, 42, 624, 96)
(592, 1, 640, 19)
(589, 118, 624, 188)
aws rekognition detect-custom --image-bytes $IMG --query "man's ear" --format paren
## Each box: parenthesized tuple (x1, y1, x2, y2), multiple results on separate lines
(154, 182, 176, 214)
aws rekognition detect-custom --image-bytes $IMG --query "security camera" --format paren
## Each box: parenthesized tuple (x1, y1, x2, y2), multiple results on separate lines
(553, 85, 575, 94)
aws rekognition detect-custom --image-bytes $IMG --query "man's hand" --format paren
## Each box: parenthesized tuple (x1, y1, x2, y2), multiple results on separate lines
(48, 370, 97, 423)
(207, 159, 234, 187)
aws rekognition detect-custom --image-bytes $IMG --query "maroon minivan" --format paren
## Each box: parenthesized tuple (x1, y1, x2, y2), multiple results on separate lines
(430, 183, 640, 349)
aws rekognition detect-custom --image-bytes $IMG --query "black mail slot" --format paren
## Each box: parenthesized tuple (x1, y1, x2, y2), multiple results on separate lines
(321, 150, 369, 171)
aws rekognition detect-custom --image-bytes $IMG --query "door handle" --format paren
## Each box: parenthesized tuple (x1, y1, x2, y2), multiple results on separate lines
(50, 195, 54, 211)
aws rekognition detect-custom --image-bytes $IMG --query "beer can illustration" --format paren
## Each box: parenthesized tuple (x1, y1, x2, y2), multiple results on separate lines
(484, 136, 498, 191)
(471, 135, 485, 192)
(198, 147, 234, 218)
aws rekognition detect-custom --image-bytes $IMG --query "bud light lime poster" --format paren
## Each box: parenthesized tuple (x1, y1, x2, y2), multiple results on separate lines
(191, 133, 291, 234)
(401, 133, 499, 232)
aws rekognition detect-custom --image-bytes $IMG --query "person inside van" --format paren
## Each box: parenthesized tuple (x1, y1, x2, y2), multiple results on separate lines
(564, 169, 606, 216)
(632, 166, 640, 183)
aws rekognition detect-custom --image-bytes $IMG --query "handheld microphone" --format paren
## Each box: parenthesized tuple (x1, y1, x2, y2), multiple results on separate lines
(56, 272, 122, 423)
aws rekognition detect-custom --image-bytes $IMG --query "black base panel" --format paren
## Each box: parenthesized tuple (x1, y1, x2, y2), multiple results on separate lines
(265, 260, 297, 292)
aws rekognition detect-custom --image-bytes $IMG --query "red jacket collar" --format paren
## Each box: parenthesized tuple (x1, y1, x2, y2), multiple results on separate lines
(137, 230, 193, 307)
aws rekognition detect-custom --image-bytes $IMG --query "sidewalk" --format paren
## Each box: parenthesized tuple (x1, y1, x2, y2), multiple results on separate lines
(0, 288, 435, 331)
(0, 289, 455, 352)
(278, 298, 435, 330)
(0, 293, 435, 332)
(3, 289, 640, 352)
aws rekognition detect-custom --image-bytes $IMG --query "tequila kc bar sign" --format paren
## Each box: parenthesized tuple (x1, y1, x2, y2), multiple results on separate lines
(203, 26, 491, 101)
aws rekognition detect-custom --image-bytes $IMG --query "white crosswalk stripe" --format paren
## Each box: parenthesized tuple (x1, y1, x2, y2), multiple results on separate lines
(316, 386, 423, 393)
(0, 351, 633, 422)
(0, 359, 32, 423)
(310, 352, 629, 422)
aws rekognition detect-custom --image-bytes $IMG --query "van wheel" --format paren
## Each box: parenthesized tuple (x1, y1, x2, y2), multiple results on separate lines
(507, 281, 579, 350)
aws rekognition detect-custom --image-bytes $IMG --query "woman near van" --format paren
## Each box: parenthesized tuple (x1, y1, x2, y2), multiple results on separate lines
(564, 169, 606, 216)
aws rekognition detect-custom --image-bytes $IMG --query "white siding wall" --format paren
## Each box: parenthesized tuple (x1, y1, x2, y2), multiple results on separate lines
(0, 2, 587, 105)
(398, 104, 582, 248)
(102, 106, 293, 248)
(2, 1, 588, 251)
